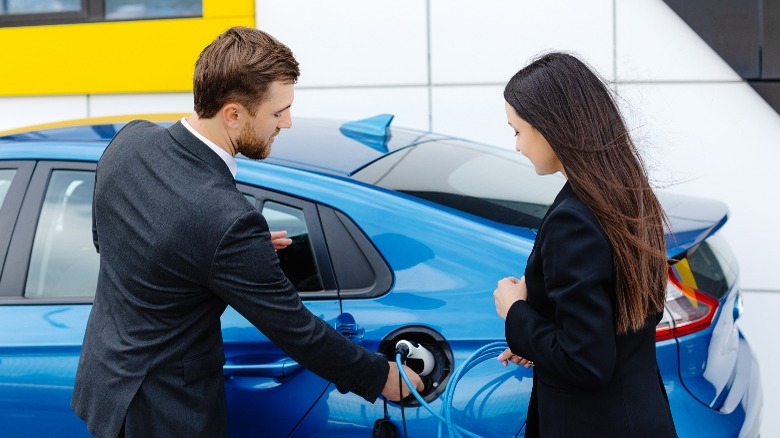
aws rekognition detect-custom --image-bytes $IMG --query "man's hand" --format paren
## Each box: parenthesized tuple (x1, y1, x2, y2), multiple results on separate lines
(381, 361, 424, 401)
(493, 276, 527, 320)
(270, 230, 293, 251)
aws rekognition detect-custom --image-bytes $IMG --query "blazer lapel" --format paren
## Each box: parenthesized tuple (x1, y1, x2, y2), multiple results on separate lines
(541, 181, 574, 228)
(167, 121, 235, 183)
(528, 181, 575, 258)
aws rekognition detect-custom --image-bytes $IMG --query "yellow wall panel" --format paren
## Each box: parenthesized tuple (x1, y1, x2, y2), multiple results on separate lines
(205, 1, 254, 18)
(0, 0, 254, 96)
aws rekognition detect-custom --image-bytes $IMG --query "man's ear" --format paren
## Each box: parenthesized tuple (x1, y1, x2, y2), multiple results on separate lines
(221, 103, 242, 130)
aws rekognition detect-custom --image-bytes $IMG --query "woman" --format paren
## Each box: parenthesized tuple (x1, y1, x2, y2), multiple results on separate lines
(493, 52, 677, 437)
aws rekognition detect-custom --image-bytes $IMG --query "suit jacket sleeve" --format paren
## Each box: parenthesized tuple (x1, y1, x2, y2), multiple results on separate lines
(505, 205, 617, 389)
(207, 209, 389, 402)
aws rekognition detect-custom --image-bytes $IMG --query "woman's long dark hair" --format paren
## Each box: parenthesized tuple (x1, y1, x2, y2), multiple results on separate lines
(504, 52, 668, 334)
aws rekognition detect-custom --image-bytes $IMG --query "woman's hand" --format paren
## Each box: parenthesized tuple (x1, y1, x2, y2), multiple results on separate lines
(497, 348, 534, 368)
(493, 276, 527, 320)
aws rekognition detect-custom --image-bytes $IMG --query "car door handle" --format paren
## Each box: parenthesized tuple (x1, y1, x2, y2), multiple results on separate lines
(223, 358, 302, 378)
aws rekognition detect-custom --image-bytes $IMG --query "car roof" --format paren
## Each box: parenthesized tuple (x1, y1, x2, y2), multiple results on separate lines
(0, 114, 446, 176)
(0, 114, 728, 257)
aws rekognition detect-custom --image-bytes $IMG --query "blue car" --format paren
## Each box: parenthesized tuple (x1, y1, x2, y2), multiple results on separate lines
(0, 114, 762, 437)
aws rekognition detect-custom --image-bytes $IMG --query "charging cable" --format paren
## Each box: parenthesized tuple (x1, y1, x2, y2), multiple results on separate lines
(395, 341, 524, 438)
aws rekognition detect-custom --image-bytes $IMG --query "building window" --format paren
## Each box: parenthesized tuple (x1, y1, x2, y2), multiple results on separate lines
(105, 0, 201, 21)
(0, 0, 81, 15)
(0, 0, 202, 27)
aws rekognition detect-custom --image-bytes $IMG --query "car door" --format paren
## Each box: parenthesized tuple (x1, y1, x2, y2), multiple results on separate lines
(0, 161, 94, 437)
(221, 185, 346, 437)
(0, 164, 344, 437)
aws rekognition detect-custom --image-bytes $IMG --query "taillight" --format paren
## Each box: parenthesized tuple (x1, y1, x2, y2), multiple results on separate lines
(655, 264, 720, 341)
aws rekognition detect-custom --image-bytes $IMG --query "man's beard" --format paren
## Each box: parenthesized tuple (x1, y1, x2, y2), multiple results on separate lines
(236, 123, 277, 160)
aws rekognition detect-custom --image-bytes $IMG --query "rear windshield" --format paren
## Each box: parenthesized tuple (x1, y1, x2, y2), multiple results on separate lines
(352, 140, 565, 228)
(671, 232, 738, 300)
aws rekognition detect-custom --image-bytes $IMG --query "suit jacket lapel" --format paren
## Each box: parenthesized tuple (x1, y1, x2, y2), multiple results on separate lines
(167, 121, 236, 184)
(529, 181, 575, 259)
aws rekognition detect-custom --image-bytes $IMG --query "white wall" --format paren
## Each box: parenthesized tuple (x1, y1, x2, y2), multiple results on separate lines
(258, 0, 780, 293)
(2, 0, 777, 293)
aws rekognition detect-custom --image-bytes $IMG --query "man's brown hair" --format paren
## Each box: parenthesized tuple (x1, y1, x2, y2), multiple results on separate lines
(193, 26, 300, 118)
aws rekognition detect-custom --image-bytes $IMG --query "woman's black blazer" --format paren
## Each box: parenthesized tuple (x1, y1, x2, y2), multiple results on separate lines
(505, 182, 677, 437)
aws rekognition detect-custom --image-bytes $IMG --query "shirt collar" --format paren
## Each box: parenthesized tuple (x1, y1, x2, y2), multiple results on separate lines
(180, 117, 238, 178)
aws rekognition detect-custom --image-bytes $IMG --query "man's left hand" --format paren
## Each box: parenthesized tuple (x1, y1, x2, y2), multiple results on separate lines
(270, 230, 293, 251)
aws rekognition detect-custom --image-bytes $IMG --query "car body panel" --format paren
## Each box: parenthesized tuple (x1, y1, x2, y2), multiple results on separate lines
(658, 191, 730, 258)
(0, 305, 90, 437)
(220, 304, 341, 437)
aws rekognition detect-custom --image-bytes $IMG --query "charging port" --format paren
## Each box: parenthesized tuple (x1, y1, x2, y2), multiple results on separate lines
(378, 326, 453, 405)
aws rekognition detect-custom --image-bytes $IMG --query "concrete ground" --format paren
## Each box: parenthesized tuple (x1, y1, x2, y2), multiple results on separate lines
(736, 290, 779, 437)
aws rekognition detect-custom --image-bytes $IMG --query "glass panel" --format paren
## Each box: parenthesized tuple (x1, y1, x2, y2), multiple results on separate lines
(353, 140, 565, 229)
(682, 233, 737, 300)
(262, 201, 323, 292)
(0, 169, 17, 208)
(0, 0, 81, 15)
(25, 170, 98, 298)
(105, 0, 201, 20)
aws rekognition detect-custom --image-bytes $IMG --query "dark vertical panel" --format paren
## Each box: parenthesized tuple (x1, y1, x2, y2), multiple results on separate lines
(763, 0, 780, 79)
(750, 82, 780, 114)
(664, 0, 761, 79)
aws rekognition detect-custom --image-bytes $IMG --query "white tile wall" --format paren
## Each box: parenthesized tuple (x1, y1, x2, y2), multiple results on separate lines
(430, 85, 508, 146)
(89, 93, 193, 117)
(430, 0, 614, 84)
(292, 86, 430, 131)
(615, 0, 740, 81)
(0, 96, 88, 131)
(1, 1, 777, 296)
(617, 82, 780, 290)
(256, 0, 428, 87)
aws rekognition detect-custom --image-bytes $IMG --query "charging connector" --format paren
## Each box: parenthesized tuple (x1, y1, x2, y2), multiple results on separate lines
(395, 340, 435, 376)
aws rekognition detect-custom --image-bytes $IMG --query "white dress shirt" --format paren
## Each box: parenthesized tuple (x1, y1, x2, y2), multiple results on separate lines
(180, 117, 238, 178)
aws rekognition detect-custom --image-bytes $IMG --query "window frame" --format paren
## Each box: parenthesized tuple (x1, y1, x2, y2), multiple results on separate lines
(0, 0, 96, 28)
(317, 204, 393, 299)
(0, 0, 201, 28)
(237, 185, 393, 301)
(238, 184, 340, 300)
(0, 161, 35, 280)
(0, 160, 95, 302)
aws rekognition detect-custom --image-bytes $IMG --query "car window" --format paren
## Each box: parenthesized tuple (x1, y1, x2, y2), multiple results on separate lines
(671, 232, 737, 300)
(0, 169, 16, 208)
(25, 170, 98, 298)
(353, 140, 565, 229)
(261, 201, 324, 292)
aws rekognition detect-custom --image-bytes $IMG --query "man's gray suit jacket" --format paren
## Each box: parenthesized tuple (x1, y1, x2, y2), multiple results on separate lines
(71, 120, 388, 438)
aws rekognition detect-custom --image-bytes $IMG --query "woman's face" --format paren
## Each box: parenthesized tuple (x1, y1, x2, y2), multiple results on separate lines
(504, 101, 564, 176)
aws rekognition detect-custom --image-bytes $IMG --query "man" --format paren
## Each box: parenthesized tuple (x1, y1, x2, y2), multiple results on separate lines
(71, 26, 423, 437)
